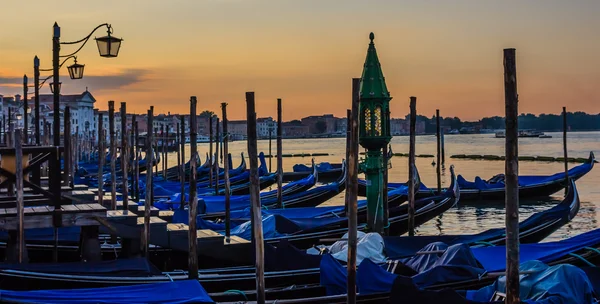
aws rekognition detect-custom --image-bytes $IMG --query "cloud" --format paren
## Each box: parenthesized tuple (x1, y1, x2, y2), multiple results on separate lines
(60, 68, 153, 93)
(0, 69, 154, 95)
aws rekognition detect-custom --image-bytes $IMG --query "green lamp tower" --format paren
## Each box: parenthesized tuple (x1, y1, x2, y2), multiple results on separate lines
(358, 32, 392, 234)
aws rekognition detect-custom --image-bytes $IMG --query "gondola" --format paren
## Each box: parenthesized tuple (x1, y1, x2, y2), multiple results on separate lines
(359, 151, 595, 200)
(0, 180, 583, 297)
(282, 162, 344, 183)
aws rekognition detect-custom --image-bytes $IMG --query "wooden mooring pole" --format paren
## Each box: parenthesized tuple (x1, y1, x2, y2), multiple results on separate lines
(15, 129, 24, 263)
(209, 115, 213, 187)
(134, 118, 140, 202)
(188, 96, 199, 279)
(143, 107, 154, 259)
(120, 103, 128, 211)
(246, 92, 265, 304)
(504, 48, 520, 304)
(222, 102, 231, 242)
(562, 107, 568, 194)
(97, 114, 104, 207)
(276, 98, 283, 209)
(108, 101, 117, 211)
(436, 109, 442, 194)
(63, 107, 71, 187)
(180, 116, 186, 210)
(346, 78, 360, 304)
(214, 117, 220, 194)
(344, 108, 351, 216)
(408, 96, 417, 237)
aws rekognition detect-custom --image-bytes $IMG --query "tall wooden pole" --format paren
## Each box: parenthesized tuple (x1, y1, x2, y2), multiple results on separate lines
(153, 127, 158, 177)
(504, 48, 520, 304)
(63, 107, 71, 186)
(407, 97, 417, 237)
(15, 129, 24, 263)
(344, 109, 351, 216)
(180, 116, 186, 210)
(214, 117, 220, 194)
(209, 115, 213, 187)
(268, 126, 272, 172)
(160, 125, 165, 178)
(120, 103, 128, 211)
(134, 119, 140, 202)
(562, 107, 568, 194)
(436, 109, 442, 194)
(246, 92, 265, 304)
(176, 122, 181, 181)
(34, 56, 40, 146)
(188, 96, 199, 279)
(222, 102, 231, 242)
(382, 141, 389, 236)
(132, 115, 138, 202)
(108, 101, 117, 211)
(23, 75, 28, 143)
(97, 114, 104, 208)
(276, 98, 283, 209)
(143, 108, 154, 259)
(346, 78, 360, 304)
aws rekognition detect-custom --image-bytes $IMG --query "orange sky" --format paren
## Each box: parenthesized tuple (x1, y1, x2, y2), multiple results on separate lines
(1, 0, 598, 121)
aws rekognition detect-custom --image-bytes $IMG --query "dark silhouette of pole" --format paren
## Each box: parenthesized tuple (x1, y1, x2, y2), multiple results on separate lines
(246, 92, 265, 304)
(97, 113, 104, 207)
(209, 115, 213, 187)
(214, 117, 220, 194)
(346, 78, 360, 304)
(344, 108, 351, 216)
(134, 118, 140, 202)
(562, 107, 568, 195)
(23, 75, 28, 143)
(108, 101, 116, 211)
(143, 107, 154, 259)
(180, 116, 185, 210)
(34, 56, 40, 145)
(436, 109, 442, 194)
(15, 129, 24, 263)
(503, 48, 520, 304)
(120, 103, 128, 211)
(222, 102, 231, 242)
(63, 107, 71, 186)
(408, 97, 417, 237)
(276, 98, 283, 209)
(52, 22, 60, 147)
(188, 96, 199, 279)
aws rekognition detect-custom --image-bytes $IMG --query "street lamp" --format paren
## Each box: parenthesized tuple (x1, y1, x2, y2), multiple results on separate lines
(358, 32, 392, 233)
(67, 59, 85, 80)
(95, 31, 122, 58)
(52, 22, 123, 147)
(49, 82, 61, 94)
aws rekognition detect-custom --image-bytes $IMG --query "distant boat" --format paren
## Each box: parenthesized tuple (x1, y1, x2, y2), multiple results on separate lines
(495, 130, 552, 138)
(185, 135, 211, 143)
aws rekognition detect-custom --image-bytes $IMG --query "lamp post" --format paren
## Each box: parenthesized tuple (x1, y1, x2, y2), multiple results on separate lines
(51, 21, 123, 147)
(23, 75, 28, 143)
(358, 33, 392, 234)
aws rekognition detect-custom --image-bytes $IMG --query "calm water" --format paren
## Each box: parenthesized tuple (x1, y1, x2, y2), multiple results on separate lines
(163, 131, 599, 242)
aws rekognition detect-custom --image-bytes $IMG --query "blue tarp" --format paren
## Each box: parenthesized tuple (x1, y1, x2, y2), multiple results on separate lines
(0, 280, 213, 303)
(0, 258, 160, 276)
(472, 228, 600, 272)
(467, 261, 595, 304)
(175, 212, 346, 241)
(293, 162, 338, 173)
(457, 161, 593, 191)
(383, 191, 574, 259)
(264, 240, 322, 271)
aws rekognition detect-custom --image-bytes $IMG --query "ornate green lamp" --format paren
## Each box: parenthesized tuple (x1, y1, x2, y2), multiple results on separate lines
(358, 32, 392, 233)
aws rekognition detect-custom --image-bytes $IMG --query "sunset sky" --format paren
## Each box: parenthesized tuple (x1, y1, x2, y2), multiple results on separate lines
(0, 0, 598, 121)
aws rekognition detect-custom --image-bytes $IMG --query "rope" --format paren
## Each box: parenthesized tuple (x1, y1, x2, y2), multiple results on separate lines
(584, 247, 600, 257)
(568, 253, 596, 267)
(165, 273, 174, 282)
(223, 290, 248, 300)
(473, 241, 496, 247)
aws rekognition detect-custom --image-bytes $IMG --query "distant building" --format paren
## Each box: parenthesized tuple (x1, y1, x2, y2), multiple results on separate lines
(390, 118, 426, 135)
(282, 121, 309, 138)
(228, 120, 247, 140)
(257, 117, 277, 139)
(301, 114, 341, 135)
